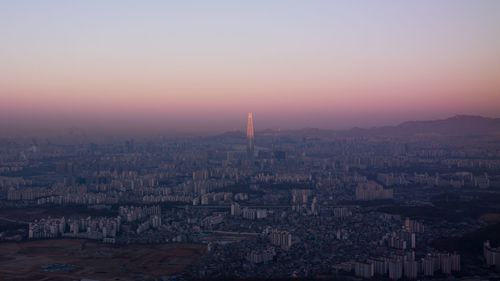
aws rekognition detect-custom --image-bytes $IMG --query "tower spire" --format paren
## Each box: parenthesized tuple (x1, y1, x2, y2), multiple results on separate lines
(246, 112, 255, 158)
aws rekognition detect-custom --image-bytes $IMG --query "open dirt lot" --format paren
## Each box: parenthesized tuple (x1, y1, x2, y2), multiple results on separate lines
(0, 239, 206, 281)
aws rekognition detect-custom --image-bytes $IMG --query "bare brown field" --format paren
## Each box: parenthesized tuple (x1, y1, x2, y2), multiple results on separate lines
(0, 239, 206, 281)
(480, 213, 500, 223)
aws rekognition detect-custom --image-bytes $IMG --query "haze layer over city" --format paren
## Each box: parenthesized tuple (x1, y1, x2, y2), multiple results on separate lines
(1, 1, 500, 281)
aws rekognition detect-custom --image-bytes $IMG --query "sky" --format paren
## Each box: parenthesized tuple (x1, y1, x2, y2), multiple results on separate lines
(1, 0, 499, 135)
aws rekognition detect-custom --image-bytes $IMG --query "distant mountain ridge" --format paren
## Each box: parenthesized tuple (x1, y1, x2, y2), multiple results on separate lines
(247, 115, 500, 138)
(343, 115, 500, 136)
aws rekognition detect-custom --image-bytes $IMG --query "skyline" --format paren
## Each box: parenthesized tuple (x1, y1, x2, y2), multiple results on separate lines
(1, 0, 500, 134)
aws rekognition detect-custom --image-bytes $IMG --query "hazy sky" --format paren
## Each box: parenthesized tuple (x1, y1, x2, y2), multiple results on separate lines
(1, 0, 499, 134)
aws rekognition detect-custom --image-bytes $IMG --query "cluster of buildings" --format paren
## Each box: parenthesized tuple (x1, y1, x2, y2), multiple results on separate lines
(197, 192, 232, 205)
(355, 181, 394, 201)
(377, 172, 491, 189)
(247, 246, 276, 264)
(7, 187, 52, 201)
(265, 227, 293, 250)
(230, 202, 268, 220)
(201, 213, 225, 229)
(1, 113, 499, 279)
(353, 251, 461, 280)
(29, 216, 120, 241)
(28, 205, 165, 242)
(119, 205, 161, 222)
(484, 240, 500, 269)
(349, 217, 463, 280)
(404, 217, 425, 233)
(379, 218, 425, 250)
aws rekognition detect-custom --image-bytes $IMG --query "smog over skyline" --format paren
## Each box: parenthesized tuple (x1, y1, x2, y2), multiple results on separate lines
(1, 0, 500, 136)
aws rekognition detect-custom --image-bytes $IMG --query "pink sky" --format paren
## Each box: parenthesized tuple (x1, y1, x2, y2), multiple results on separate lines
(1, 1, 499, 135)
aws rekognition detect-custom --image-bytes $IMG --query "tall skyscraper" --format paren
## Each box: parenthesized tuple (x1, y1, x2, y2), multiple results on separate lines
(246, 112, 255, 158)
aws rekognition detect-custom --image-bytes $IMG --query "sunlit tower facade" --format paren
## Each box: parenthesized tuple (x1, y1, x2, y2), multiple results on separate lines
(246, 112, 255, 158)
